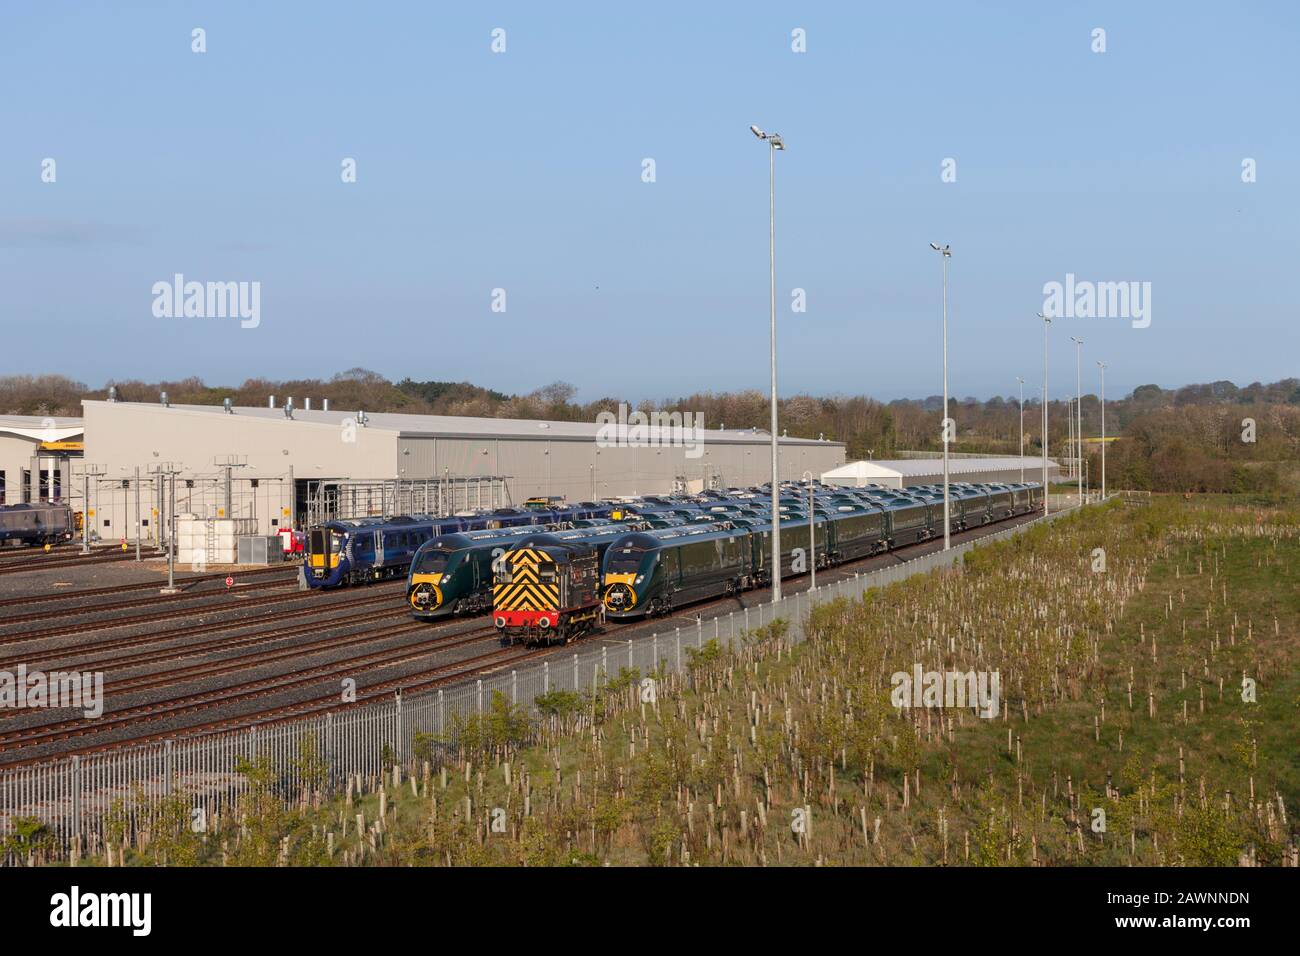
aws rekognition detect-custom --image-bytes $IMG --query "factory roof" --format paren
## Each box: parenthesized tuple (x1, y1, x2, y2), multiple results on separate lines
(0, 415, 84, 441)
(82, 401, 842, 447)
(822, 457, 1058, 481)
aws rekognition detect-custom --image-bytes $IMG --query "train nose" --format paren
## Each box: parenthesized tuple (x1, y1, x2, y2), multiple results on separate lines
(410, 582, 441, 609)
(604, 582, 634, 610)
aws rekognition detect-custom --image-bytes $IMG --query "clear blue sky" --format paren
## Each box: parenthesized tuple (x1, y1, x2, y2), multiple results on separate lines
(2, 1, 1295, 403)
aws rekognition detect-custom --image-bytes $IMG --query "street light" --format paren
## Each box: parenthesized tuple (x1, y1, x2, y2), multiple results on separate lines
(1037, 313, 1052, 514)
(1016, 376, 1025, 483)
(1070, 335, 1083, 505)
(1097, 360, 1107, 500)
(752, 123, 785, 600)
(929, 242, 952, 549)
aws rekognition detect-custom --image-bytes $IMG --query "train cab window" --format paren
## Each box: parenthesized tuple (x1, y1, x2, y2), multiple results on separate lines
(607, 546, 646, 573)
(271, 519, 278, 527)
(415, 550, 451, 573)
(103, 519, 111, 528)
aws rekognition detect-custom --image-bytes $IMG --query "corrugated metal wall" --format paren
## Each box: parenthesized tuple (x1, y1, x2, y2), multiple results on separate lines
(395, 436, 845, 501)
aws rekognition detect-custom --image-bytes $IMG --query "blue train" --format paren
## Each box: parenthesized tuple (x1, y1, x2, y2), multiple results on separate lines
(0, 502, 75, 547)
(305, 501, 612, 588)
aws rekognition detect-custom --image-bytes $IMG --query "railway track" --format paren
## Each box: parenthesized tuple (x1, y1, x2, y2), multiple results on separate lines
(0, 548, 146, 576)
(0, 563, 299, 610)
(0, 592, 410, 674)
(0, 623, 502, 754)
(0, 574, 308, 627)
(0, 584, 349, 646)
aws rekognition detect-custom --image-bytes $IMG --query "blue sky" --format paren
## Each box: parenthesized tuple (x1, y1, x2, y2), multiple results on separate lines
(2, 1, 1296, 403)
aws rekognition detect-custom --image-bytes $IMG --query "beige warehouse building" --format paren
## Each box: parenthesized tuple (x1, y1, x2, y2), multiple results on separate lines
(78, 399, 845, 539)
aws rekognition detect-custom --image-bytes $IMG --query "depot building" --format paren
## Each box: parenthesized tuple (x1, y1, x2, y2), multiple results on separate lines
(77, 397, 846, 538)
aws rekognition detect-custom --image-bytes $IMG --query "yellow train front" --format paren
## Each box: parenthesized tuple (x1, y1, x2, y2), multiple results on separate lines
(492, 537, 603, 646)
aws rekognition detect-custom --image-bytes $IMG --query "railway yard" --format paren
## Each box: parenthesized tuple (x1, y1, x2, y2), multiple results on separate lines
(0, 508, 1044, 770)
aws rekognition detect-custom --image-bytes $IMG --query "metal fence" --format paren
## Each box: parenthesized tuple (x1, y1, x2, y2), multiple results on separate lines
(0, 504, 1083, 856)
(300, 476, 513, 527)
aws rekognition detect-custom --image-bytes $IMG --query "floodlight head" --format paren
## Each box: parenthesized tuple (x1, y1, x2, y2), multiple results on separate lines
(750, 125, 765, 139)
(1038, 311, 1052, 323)
(769, 133, 785, 150)
(930, 242, 941, 251)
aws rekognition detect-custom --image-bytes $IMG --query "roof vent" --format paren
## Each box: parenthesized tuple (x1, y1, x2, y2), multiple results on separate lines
(268, 395, 275, 408)
(223, 398, 233, 414)
(284, 398, 294, 419)
(304, 397, 311, 411)
(108, 386, 118, 402)
(323, 398, 330, 412)
(160, 391, 169, 407)
(357, 410, 369, 427)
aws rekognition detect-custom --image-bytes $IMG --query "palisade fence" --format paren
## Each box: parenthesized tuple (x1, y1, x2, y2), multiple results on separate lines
(0, 503, 1087, 860)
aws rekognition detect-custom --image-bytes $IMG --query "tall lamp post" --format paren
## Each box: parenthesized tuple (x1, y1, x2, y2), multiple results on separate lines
(1070, 336, 1083, 504)
(1037, 313, 1051, 514)
(929, 242, 952, 549)
(751, 124, 785, 600)
(1016, 376, 1025, 483)
(1097, 360, 1107, 500)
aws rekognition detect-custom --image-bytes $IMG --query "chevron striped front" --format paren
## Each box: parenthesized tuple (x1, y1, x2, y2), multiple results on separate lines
(493, 547, 560, 616)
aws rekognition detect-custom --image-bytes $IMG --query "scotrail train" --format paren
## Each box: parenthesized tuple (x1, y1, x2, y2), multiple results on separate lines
(305, 501, 611, 588)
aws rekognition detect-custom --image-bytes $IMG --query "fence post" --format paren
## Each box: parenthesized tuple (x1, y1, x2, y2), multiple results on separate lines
(573, 653, 579, 688)
(164, 739, 174, 796)
(437, 689, 444, 735)
(70, 754, 81, 852)
(394, 693, 403, 763)
(544, 660, 550, 694)
(654, 634, 660, 671)
(477, 679, 483, 713)
(325, 711, 335, 792)
(511, 670, 517, 705)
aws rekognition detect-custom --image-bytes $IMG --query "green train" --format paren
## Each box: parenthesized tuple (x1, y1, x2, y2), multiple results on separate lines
(406, 526, 557, 619)
(602, 482, 1042, 619)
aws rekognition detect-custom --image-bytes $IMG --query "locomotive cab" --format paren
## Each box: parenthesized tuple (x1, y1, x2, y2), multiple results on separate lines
(493, 540, 602, 646)
(602, 533, 659, 615)
(307, 527, 345, 579)
(408, 544, 461, 616)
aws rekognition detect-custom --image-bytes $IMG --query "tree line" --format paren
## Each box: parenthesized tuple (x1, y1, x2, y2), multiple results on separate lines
(2, 371, 1295, 495)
